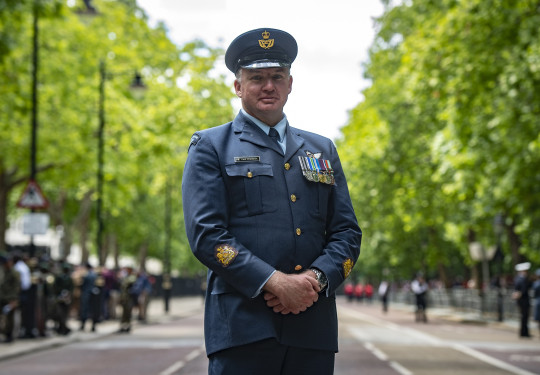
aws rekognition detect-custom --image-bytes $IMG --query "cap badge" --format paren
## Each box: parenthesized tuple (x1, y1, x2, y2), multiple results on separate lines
(259, 30, 274, 49)
(343, 258, 354, 278)
(215, 244, 238, 267)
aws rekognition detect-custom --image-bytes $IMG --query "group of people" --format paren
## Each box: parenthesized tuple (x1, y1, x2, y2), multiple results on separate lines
(343, 277, 424, 318)
(0, 251, 154, 343)
(343, 282, 375, 303)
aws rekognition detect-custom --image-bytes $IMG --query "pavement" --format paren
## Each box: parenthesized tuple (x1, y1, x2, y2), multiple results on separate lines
(0, 296, 206, 362)
(0, 295, 523, 363)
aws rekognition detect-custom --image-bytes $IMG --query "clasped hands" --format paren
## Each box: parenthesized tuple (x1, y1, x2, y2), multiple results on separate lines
(263, 270, 320, 315)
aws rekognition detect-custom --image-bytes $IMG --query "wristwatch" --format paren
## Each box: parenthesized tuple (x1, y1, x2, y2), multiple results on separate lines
(310, 268, 328, 292)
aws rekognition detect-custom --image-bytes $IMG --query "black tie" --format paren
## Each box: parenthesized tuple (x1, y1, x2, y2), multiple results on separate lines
(268, 128, 280, 146)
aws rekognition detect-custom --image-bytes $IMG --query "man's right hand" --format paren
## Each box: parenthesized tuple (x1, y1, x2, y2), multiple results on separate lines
(262, 271, 320, 314)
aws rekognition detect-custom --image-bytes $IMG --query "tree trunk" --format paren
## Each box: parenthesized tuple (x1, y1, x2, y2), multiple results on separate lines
(0, 176, 9, 253)
(75, 191, 94, 265)
(437, 263, 450, 288)
(507, 219, 522, 266)
(110, 234, 119, 270)
(0, 166, 25, 253)
(138, 242, 149, 272)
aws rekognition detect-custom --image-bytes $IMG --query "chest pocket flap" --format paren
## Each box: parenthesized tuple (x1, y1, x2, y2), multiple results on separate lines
(225, 163, 276, 216)
(225, 163, 273, 178)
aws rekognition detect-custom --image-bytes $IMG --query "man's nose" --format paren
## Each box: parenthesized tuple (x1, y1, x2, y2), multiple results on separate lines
(262, 78, 275, 90)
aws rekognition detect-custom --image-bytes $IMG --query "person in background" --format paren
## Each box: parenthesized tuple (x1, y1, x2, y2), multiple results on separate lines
(101, 267, 119, 320)
(411, 273, 428, 323)
(378, 280, 390, 313)
(354, 282, 364, 303)
(35, 259, 54, 337)
(182, 27, 362, 374)
(133, 270, 153, 323)
(344, 282, 354, 302)
(13, 252, 35, 338)
(118, 266, 138, 333)
(513, 262, 532, 338)
(364, 282, 374, 303)
(0, 254, 20, 343)
(54, 262, 74, 335)
(79, 262, 98, 332)
(532, 268, 540, 339)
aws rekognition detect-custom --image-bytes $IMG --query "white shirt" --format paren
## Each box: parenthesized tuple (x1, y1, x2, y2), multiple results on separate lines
(14, 260, 31, 291)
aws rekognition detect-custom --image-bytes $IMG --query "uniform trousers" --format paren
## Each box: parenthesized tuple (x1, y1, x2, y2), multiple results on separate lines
(208, 338, 335, 375)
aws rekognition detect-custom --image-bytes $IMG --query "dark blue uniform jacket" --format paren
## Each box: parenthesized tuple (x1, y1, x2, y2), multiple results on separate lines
(182, 111, 361, 356)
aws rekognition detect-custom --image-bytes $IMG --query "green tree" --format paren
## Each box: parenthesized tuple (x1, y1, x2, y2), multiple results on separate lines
(339, 0, 540, 285)
(1, 0, 234, 274)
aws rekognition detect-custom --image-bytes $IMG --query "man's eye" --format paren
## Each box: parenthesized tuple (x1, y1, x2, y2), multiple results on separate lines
(250, 76, 262, 81)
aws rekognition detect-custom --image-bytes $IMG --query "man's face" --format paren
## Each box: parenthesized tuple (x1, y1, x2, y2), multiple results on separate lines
(234, 67, 293, 126)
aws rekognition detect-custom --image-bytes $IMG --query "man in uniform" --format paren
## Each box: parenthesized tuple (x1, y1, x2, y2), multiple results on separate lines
(53, 262, 74, 335)
(182, 28, 362, 374)
(0, 254, 20, 342)
(118, 266, 137, 333)
(514, 262, 532, 338)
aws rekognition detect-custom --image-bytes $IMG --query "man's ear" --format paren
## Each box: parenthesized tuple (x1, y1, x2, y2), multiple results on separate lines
(234, 79, 242, 98)
(288, 75, 293, 94)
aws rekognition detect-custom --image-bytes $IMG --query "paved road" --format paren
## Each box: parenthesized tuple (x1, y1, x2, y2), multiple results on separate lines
(335, 301, 540, 375)
(1, 296, 539, 374)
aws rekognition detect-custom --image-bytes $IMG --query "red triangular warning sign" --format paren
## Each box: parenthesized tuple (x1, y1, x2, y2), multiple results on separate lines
(17, 180, 49, 209)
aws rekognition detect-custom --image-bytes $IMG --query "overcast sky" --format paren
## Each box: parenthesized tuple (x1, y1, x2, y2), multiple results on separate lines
(137, 0, 384, 140)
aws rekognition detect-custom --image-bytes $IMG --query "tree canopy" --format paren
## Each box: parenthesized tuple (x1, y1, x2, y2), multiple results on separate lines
(1, 0, 234, 274)
(338, 0, 540, 285)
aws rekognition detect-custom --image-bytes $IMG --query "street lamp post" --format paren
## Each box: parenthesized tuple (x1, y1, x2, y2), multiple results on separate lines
(31, 1, 39, 182)
(96, 60, 145, 264)
(96, 60, 106, 265)
(28, 0, 40, 257)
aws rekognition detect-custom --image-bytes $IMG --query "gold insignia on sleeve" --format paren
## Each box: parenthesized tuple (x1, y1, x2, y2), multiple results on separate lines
(215, 245, 238, 267)
(343, 258, 354, 278)
(259, 30, 274, 49)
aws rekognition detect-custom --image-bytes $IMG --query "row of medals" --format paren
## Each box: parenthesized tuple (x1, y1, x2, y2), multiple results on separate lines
(298, 156, 335, 185)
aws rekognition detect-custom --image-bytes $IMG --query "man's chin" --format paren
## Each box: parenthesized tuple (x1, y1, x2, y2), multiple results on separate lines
(257, 103, 280, 112)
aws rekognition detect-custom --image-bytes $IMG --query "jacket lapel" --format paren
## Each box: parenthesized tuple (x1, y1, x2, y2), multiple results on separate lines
(285, 126, 305, 162)
(233, 112, 284, 155)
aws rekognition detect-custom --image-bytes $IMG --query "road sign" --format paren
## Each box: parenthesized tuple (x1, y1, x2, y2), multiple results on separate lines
(22, 213, 50, 235)
(16, 180, 49, 209)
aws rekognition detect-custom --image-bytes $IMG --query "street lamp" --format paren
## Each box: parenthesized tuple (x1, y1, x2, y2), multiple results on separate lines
(27, 0, 40, 257)
(96, 60, 146, 264)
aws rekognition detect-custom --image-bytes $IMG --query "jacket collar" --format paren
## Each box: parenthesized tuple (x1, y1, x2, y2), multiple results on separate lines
(232, 111, 304, 161)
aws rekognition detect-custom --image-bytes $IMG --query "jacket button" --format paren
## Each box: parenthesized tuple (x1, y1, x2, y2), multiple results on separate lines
(296, 228, 301, 236)
(284, 163, 290, 170)
(290, 194, 296, 202)
(247, 171, 253, 178)
(295, 265, 302, 271)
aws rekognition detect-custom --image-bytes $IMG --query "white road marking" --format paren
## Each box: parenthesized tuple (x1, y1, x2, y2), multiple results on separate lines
(363, 342, 412, 375)
(340, 304, 538, 375)
(159, 360, 185, 375)
(453, 344, 538, 375)
(159, 347, 204, 375)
